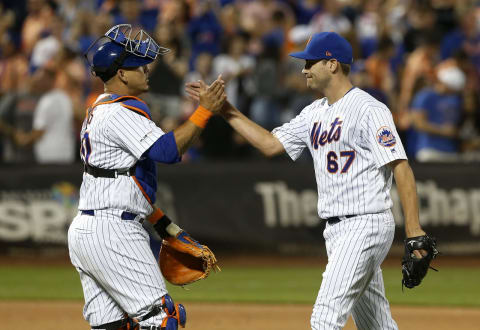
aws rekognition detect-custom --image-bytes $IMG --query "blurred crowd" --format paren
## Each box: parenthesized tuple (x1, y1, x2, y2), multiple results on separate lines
(0, 0, 479, 164)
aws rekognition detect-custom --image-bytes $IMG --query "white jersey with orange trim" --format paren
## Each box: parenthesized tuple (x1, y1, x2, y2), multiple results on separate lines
(272, 87, 407, 219)
(78, 93, 164, 217)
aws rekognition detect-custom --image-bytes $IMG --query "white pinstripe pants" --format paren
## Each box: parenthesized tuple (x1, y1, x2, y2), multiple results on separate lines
(311, 211, 398, 330)
(68, 210, 168, 328)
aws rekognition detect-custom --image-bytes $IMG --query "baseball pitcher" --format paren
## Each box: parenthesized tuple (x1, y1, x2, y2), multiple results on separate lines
(186, 32, 438, 330)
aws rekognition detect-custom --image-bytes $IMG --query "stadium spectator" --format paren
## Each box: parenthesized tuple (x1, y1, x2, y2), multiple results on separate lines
(364, 35, 396, 107)
(1, 0, 479, 164)
(282, 30, 315, 121)
(181, 51, 217, 132)
(402, 1, 437, 53)
(21, 0, 56, 57)
(249, 35, 284, 130)
(29, 13, 63, 73)
(148, 22, 189, 122)
(213, 32, 255, 109)
(309, 0, 351, 36)
(397, 30, 442, 130)
(218, 3, 239, 39)
(0, 31, 29, 97)
(187, 1, 222, 69)
(54, 44, 88, 133)
(13, 63, 75, 164)
(113, 0, 158, 33)
(410, 63, 466, 162)
(355, 0, 383, 58)
(0, 71, 43, 163)
(290, 0, 322, 26)
(440, 8, 480, 71)
(237, 0, 294, 38)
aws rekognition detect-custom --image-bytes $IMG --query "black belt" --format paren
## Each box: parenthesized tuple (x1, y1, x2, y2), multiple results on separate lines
(81, 210, 141, 222)
(326, 214, 356, 225)
(84, 163, 136, 178)
(92, 320, 161, 330)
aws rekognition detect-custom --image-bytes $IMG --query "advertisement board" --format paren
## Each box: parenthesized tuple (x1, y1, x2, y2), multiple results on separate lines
(0, 162, 479, 254)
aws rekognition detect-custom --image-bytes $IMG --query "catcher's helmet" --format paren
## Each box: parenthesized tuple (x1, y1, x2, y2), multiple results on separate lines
(85, 24, 170, 82)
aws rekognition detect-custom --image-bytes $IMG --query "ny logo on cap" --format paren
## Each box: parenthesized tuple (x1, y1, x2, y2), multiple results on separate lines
(326, 51, 332, 56)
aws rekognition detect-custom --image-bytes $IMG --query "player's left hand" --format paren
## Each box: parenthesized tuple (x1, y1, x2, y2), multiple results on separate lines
(406, 227, 427, 258)
(159, 231, 220, 286)
(185, 78, 226, 103)
(401, 234, 439, 289)
(185, 81, 202, 102)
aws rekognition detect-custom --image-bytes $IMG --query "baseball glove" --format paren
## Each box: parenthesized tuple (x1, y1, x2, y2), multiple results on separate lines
(401, 235, 439, 289)
(160, 231, 220, 286)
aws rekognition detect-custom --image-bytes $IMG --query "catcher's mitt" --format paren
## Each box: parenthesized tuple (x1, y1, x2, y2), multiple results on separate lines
(160, 231, 220, 286)
(401, 235, 439, 289)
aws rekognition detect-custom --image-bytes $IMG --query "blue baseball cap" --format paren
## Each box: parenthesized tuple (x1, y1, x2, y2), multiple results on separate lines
(289, 32, 353, 64)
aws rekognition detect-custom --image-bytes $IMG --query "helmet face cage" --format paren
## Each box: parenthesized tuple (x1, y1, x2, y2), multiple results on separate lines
(104, 24, 170, 60)
(84, 24, 170, 80)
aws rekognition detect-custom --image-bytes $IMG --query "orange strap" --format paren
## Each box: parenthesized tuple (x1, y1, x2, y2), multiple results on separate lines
(147, 206, 165, 225)
(131, 176, 152, 204)
(189, 106, 213, 128)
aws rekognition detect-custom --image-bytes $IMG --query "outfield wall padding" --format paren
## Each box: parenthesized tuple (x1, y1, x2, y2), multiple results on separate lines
(0, 162, 479, 255)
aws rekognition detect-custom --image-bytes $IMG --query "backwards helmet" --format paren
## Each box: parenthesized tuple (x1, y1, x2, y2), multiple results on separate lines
(85, 24, 170, 82)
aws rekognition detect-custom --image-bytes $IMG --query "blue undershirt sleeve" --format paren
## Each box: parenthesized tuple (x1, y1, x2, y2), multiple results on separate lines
(143, 131, 181, 164)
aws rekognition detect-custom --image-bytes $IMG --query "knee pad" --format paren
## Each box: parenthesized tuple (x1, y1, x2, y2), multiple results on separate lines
(160, 294, 186, 329)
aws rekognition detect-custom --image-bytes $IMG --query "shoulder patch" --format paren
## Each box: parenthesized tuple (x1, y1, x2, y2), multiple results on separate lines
(376, 126, 396, 147)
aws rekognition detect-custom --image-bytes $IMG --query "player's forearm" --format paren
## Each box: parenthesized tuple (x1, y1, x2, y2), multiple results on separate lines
(173, 120, 204, 155)
(391, 160, 424, 237)
(173, 105, 214, 155)
(147, 206, 182, 238)
(222, 102, 284, 157)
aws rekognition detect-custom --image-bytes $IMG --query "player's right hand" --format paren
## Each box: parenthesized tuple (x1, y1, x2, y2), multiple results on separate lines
(185, 81, 202, 102)
(198, 75, 226, 113)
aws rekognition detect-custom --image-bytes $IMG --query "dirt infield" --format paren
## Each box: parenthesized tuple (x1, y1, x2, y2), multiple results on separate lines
(2, 254, 479, 329)
(2, 301, 480, 330)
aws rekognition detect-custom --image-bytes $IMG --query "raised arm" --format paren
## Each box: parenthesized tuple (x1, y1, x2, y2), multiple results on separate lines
(185, 81, 285, 158)
(221, 101, 285, 157)
(173, 78, 226, 155)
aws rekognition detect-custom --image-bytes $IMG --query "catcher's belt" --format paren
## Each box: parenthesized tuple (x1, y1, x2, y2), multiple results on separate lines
(84, 163, 136, 178)
(81, 210, 144, 223)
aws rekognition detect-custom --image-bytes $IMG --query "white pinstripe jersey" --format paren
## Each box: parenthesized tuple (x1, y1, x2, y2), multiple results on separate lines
(78, 94, 164, 217)
(272, 87, 407, 218)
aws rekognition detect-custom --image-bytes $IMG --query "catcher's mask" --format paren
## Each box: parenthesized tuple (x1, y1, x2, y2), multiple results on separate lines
(85, 24, 170, 82)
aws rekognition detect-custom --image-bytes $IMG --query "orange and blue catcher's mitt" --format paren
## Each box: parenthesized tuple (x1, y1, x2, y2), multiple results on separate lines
(159, 231, 220, 286)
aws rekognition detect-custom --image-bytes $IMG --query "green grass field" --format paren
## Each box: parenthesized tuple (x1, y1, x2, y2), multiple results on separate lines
(1, 265, 479, 307)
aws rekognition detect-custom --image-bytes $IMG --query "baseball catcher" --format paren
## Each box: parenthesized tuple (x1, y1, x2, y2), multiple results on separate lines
(401, 235, 439, 289)
(69, 23, 226, 330)
(147, 207, 220, 286)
